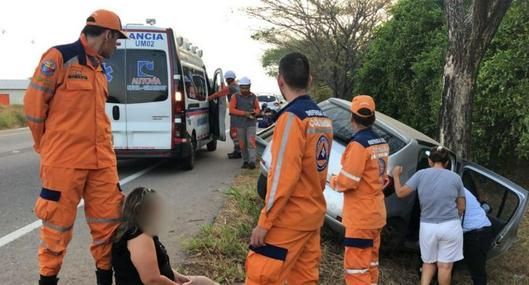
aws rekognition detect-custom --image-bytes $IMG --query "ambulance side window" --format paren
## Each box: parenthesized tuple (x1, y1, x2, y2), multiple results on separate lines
(183, 66, 198, 100)
(192, 71, 207, 101)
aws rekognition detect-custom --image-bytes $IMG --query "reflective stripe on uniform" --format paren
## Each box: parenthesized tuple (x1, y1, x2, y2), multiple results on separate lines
(340, 169, 361, 182)
(93, 239, 108, 246)
(29, 82, 54, 95)
(86, 217, 122, 224)
(370, 261, 379, 267)
(345, 268, 369, 275)
(25, 115, 45, 123)
(306, 127, 332, 135)
(42, 221, 73, 233)
(266, 113, 294, 212)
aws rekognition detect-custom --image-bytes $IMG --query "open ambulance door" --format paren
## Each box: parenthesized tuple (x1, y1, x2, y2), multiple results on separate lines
(210, 68, 227, 141)
(461, 162, 529, 258)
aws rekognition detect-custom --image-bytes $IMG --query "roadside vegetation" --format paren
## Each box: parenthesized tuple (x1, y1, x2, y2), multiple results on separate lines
(0, 105, 26, 130)
(180, 170, 529, 285)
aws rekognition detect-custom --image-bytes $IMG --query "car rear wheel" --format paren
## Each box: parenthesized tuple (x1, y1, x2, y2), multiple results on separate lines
(257, 173, 267, 199)
(207, 139, 217, 151)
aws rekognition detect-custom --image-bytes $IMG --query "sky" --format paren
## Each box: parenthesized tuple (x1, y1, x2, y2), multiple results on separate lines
(0, 0, 279, 93)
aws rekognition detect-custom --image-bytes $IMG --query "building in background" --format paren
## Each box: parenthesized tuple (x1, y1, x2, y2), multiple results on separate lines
(0, 79, 29, 105)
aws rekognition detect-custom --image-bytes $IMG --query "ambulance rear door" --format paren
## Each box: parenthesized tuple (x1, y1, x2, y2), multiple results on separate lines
(210, 68, 227, 141)
(105, 43, 128, 150)
(123, 30, 172, 150)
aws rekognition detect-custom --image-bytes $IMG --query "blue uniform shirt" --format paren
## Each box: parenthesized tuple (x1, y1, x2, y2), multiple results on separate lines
(463, 189, 492, 232)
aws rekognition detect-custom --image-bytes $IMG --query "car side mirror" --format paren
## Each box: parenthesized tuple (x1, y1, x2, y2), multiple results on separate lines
(481, 202, 492, 214)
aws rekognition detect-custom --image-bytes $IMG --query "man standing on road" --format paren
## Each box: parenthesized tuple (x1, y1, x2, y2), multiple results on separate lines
(462, 188, 493, 285)
(24, 10, 127, 285)
(330, 95, 389, 285)
(245, 52, 333, 285)
(228, 77, 260, 169)
(208, 70, 241, 159)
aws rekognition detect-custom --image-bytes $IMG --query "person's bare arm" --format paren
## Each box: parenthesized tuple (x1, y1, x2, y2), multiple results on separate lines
(392, 166, 414, 198)
(456, 197, 466, 217)
(128, 234, 180, 285)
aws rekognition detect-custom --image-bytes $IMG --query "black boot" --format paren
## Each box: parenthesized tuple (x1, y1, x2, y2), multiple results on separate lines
(228, 151, 242, 159)
(39, 275, 58, 285)
(96, 268, 113, 285)
(241, 162, 249, 169)
(247, 162, 256, 170)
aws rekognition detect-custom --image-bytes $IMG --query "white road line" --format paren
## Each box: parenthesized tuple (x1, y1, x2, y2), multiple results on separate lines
(0, 160, 164, 248)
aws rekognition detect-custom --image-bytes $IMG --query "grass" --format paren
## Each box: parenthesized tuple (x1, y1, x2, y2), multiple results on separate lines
(180, 169, 529, 285)
(0, 105, 26, 130)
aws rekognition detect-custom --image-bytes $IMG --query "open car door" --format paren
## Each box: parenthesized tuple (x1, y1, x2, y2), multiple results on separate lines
(461, 162, 529, 258)
(209, 68, 227, 141)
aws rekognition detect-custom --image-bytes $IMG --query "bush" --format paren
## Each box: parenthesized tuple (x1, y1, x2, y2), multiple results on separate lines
(0, 105, 26, 130)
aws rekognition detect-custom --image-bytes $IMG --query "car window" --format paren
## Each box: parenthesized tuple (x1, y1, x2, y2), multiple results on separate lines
(105, 50, 126, 104)
(319, 101, 406, 155)
(462, 169, 519, 226)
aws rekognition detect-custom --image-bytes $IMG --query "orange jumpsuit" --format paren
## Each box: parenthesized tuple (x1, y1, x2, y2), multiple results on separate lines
(330, 128, 389, 285)
(245, 95, 333, 285)
(24, 35, 124, 276)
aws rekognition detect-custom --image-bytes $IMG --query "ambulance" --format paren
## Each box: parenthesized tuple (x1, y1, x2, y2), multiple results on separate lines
(104, 24, 227, 170)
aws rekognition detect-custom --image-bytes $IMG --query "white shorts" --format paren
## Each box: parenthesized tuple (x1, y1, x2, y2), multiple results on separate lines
(419, 220, 464, 263)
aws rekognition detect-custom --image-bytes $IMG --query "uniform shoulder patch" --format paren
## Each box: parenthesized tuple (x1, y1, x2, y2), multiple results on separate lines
(40, 60, 56, 77)
(316, 135, 330, 172)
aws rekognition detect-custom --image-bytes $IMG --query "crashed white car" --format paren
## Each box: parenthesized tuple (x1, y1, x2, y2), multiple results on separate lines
(256, 98, 528, 258)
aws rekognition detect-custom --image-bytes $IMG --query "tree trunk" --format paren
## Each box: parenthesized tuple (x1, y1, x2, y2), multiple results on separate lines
(439, 0, 512, 160)
(439, 56, 475, 159)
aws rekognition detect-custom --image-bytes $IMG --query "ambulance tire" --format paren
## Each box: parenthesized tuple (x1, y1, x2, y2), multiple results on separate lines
(207, 139, 217, 151)
(182, 135, 197, 171)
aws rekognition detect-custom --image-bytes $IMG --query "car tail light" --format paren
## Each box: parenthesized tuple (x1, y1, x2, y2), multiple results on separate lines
(173, 91, 186, 140)
(175, 91, 184, 113)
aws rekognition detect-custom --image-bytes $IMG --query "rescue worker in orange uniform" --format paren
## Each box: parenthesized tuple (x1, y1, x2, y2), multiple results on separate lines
(208, 70, 241, 159)
(23, 10, 127, 285)
(330, 95, 390, 285)
(245, 52, 333, 285)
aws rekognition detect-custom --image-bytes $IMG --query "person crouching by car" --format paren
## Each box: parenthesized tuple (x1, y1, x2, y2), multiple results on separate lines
(229, 77, 261, 169)
(461, 188, 493, 285)
(392, 146, 466, 285)
(112, 187, 218, 285)
(330, 95, 390, 285)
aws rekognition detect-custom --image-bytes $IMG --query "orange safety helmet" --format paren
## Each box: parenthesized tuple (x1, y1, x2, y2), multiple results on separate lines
(86, 9, 127, 39)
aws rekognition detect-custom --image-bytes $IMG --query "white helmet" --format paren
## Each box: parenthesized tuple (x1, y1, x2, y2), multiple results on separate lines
(239, 76, 251, 86)
(224, 70, 236, 80)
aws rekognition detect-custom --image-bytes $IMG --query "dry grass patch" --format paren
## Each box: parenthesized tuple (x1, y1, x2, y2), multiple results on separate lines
(0, 105, 25, 130)
(180, 170, 529, 285)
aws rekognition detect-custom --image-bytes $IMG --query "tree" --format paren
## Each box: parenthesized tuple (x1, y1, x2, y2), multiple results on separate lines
(439, 0, 512, 159)
(355, 0, 446, 137)
(248, 0, 390, 98)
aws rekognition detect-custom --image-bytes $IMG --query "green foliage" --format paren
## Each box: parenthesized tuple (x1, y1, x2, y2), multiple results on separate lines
(472, 0, 529, 162)
(0, 105, 26, 130)
(355, 0, 446, 138)
(355, 0, 529, 164)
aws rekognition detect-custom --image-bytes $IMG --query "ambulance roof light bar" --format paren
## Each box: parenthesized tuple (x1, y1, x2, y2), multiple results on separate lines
(146, 18, 156, 26)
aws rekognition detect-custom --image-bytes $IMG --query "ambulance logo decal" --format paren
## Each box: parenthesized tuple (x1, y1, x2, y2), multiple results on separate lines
(40, 60, 56, 77)
(316, 135, 330, 172)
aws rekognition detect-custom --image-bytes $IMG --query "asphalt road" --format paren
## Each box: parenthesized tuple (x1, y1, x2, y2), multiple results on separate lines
(0, 127, 242, 284)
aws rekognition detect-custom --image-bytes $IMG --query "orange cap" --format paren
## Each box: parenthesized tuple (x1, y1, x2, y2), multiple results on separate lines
(86, 9, 127, 39)
(351, 95, 376, 118)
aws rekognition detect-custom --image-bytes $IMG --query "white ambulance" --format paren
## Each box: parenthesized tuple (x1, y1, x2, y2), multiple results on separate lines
(104, 24, 227, 170)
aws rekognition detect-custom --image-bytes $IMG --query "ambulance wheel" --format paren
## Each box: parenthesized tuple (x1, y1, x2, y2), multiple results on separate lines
(207, 139, 217, 151)
(182, 135, 197, 171)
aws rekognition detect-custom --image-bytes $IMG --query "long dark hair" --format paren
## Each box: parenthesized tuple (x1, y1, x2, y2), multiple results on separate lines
(113, 187, 157, 242)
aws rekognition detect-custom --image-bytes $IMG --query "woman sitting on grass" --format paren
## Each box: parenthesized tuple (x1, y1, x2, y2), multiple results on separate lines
(112, 187, 218, 285)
